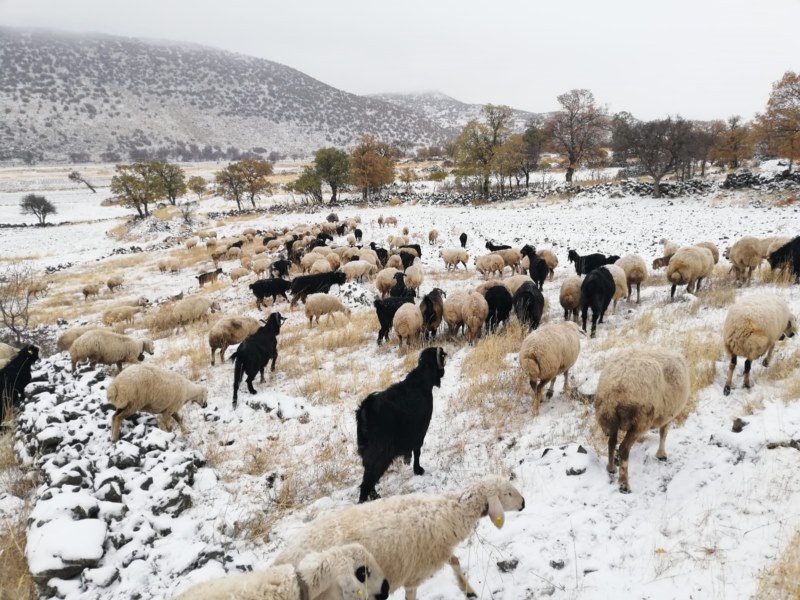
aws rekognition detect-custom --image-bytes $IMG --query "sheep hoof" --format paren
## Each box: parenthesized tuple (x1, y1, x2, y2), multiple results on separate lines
(762, 359, 769, 367)
(723, 385, 731, 396)
(743, 382, 751, 390)
(413, 466, 425, 476)
(467, 594, 478, 599)
(368, 490, 381, 501)
(545, 389, 554, 400)
(619, 484, 631, 494)
(657, 454, 667, 462)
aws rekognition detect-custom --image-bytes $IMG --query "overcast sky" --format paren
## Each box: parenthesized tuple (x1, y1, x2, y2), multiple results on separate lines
(2, 0, 798, 120)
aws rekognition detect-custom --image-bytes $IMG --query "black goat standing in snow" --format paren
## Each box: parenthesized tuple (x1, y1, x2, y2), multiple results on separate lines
(231, 312, 286, 408)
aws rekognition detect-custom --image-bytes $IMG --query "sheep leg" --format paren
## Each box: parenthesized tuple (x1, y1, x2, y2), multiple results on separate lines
(358, 455, 392, 503)
(724, 355, 736, 395)
(171, 412, 187, 434)
(531, 380, 547, 415)
(656, 424, 669, 460)
(412, 447, 424, 475)
(448, 555, 477, 598)
(246, 374, 257, 394)
(545, 378, 556, 399)
(617, 427, 641, 494)
(743, 359, 752, 389)
(111, 405, 138, 442)
(606, 424, 619, 474)
(562, 370, 571, 393)
(404, 587, 418, 600)
(670, 284, 677, 299)
(636, 283, 641, 304)
(259, 368, 266, 383)
(626, 282, 632, 303)
(271, 355, 277, 371)
(762, 343, 776, 367)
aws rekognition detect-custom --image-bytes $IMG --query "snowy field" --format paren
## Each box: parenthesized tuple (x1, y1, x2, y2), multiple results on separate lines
(2, 183, 800, 600)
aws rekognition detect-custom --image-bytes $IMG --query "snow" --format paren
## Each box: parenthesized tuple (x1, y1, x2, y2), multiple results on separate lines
(0, 188, 129, 225)
(26, 519, 107, 576)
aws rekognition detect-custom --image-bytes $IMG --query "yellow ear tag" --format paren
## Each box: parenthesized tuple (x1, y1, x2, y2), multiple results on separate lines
(356, 590, 364, 596)
(493, 515, 504, 529)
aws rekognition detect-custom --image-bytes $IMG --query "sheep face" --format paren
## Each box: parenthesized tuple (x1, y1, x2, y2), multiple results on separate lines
(780, 318, 796, 340)
(142, 340, 155, 355)
(193, 389, 209, 409)
(472, 478, 525, 529)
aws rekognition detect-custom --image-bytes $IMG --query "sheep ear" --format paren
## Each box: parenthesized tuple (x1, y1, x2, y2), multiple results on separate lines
(486, 495, 505, 529)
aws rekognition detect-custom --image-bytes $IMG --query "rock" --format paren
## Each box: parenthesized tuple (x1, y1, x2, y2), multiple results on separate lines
(81, 566, 119, 588)
(109, 441, 142, 469)
(27, 518, 107, 582)
(550, 559, 565, 570)
(153, 487, 193, 516)
(497, 558, 519, 573)
(732, 418, 748, 433)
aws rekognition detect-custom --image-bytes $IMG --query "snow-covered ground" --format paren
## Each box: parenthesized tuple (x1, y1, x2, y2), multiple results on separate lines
(2, 179, 799, 600)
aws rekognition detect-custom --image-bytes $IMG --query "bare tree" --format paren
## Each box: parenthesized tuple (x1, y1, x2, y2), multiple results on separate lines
(0, 264, 34, 344)
(68, 170, 97, 193)
(546, 89, 608, 182)
(178, 201, 198, 225)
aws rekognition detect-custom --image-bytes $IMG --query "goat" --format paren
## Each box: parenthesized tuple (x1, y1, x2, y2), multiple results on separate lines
(420, 288, 446, 339)
(0, 345, 39, 425)
(231, 313, 286, 408)
(290, 271, 347, 307)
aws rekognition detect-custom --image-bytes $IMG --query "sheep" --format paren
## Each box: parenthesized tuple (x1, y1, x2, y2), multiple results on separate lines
(651, 256, 669, 270)
(158, 259, 181, 274)
(325, 252, 342, 271)
(484, 284, 513, 332)
(392, 302, 423, 348)
(357, 249, 379, 267)
(666, 246, 714, 298)
(389, 272, 415, 299)
(252, 259, 270, 277)
(69, 330, 154, 373)
(520, 245, 549, 290)
(0, 342, 17, 361)
(595, 346, 689, 493)
(305, 293, 351, 327)
(428, 229, 438, 245)
(27, 280, 49, 298)
(660, 238, 679, 260)
(603, 264, 628, 312)
(560, 275, 582, 322)
(386, 216, 398, 227)
(232, 312, 287, 408)
(185, 237, 199, 250)
(485, 241, 511, 252)
(694, 241, 720, 264)
(404, 259, 424, 292)
(173, 296, 221, 331)
(106, 275, 124, 293)
(377, 215, 385, 228)
(503, 274, 533, 296)
(374, 268, 400, 298)
(173, 543, 390, 600)
(342, 260, 378, 283)
(57, 325, 102, 352)
(614, 255, 647, 304)
(197, 268, 223, 287)
(768, 236, 800, 282)
(442, 291, 468, 337)
(722, 294, 795, 395)
(513, 281, 544, 331)
(459, 232, 468, 248)
(273, 475, 525, 600)
(475, 253, 505, 278)
(764, 236, 792, 260)
(398, 251, 417, 271)
(519, 321, 582, 415)
(230, 266, 250, 282)
(494, 248, 522, 274)
(310, 258, 333, 275)
(419, 288, 446, 339)
(440, 248, 469, 271)
(374, 297, 415, 345)
(208, 315, 260, 365)
(225, 246, 242, 260)
(346, 234, 357, 247)
(369, 242, 389, 267)
(0, 345, 39, 424)
(567, 250, 619, 276)
(727, 236, 762, 284)
(271, 259, 292, 279)
(290, 272, 347, 307)
(107, 364, 207, 442)
(301, 252, 325, 273)
(385, 254, 404, 270)
(355, 347, 446, 502)
(82, 283, 101, 301)
(113, 296, 149, 308)
(461, 291, 489, 342)
(250, 278, 292, 308)
(354, 228, 363, 243)
(580, 267, 615, 337)
(536, 248, 559, 280)
(101, 305, 143, 326)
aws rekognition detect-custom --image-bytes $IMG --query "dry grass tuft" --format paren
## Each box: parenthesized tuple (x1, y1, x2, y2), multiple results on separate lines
(154, 331, 209, 381)
(756, 529, 800, 600)
(690, 286, 736, 314)
(0, 430, 38, 498)
(674, 330, 721, 424)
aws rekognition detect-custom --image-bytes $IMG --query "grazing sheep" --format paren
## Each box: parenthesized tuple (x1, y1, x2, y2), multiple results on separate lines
(461, 291, 489, 342)
(271, 259, 292, 279)
(386, 216, 398, 227)
(369, 242, 389, 267)
(355, 347, 447, 502)
(209, 316, 260, 365)
(173, 296, 221, 331)
(722, 294, 795, 395)
(603, 264, 628, 312)
(185, 237, 199, 250)
(614, 255, 647, 303)
(357, 249, 379, 267)
(347, 234, 357, 247)
(503, 275, 533, 296)
(107, 364, 207, 442)
(475, 253, 505, 278)
(494, 248, 522, 274)
(70, 330, 154, 373)
(428, 230, 438, 245)
(459, 232, 467, 248)
(230, 266, 250, 282)
(197, 268, 223, 287)
(106, 275, 124, 293)
(651, 256, 669, 270)
(82, 283, 101, 301)
(173, 543, 390, 600)
(342, 260, 378, 282)
(595, 346, 689, 493)
(440, 248, 469, 271)
(250, 278, 292, 308)
(484, 284, 513, 332)
(232, 312, 287, 408)
(694, 241, 720, 264)
(273, 475, 525, 600)
(768, 236, 800, 282)
(101, 305, 143, 326)
(325, 252, 342, 271)
(385, 254, 403, 270)
(442, 291, 468, 337)
(374, 268, 400, 298)
(392, 302, 423, 349)
(377, 215, 385, 228)
(389, 272, 415, 299)
(580, 268, 615, 337)
(354, 228, 363, 243)
(567, 250, 619, 276)
(374, 297, 415, 345)
(513, 281, 544, 331)
(300, 252, 324, 273)
(404, 259, 424, 292)
(57, 325, 102, 352)
(536, 248, 559, 280)
(290, 272, 347, 307)
(763, 236, 792, 259)
(251, 259, 270, 277)
(419, 288, 446, 339)
(310, 258, 333, 275)
(520, 245, 549, 290)
(113, 296, 149, 308)
(560, 275, 582, 322)
(485, 241, 511, 252)
(225, 247, 242, 260)
(667, 246, 714, 298)
(0, 345, 39, 424)
(660, 238, 679, 260)
(519, 321, 582, 414)
(305, 293, 351, 327)
(727, 236, 762, 284)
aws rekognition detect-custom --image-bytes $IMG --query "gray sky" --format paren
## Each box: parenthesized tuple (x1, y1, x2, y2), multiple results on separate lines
(2, 0, 798, 120)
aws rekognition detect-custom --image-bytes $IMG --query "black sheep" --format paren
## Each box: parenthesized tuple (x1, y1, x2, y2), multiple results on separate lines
(399, 244, 423, 258)
(484, 285, 513, 331)
(513, 281, 544, 331)
(336, 223, 347, 236)
(568, 250, 619, 275)
(0, 345, 39, 424)
(369, 243, 389, 267)
(354, 228, 363, 243)
(459, 233, 468, 248)
(290, 271, 347, 306)
(316, 232, 333, 242)
(249, 278, 292, 308)
(399, 251, 417, 271)
(768, 236, 800, 282)
(355, 347, 447, 502)
(521, 245, 549, 290)
(374, 297, 415, 345)
(580, 267, 615, 337)
(229, 240, 244, 249)
(307, 239, 328, 251)
(231, 312, 286, 408)
(486, 241, 512, 252)
(262, 235, 277, 246)
(389, 272, 415, 298)
(270, 259, 291, 279)
(420, 288, 446, 339)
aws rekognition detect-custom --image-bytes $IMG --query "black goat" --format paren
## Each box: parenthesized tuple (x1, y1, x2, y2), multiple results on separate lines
(399, 251, 417, 271)
(229, 240, 245, 249)
(307, 239, 328, 251)
(513, 281, 544, 331)
(420, 288, 446, 339)
(270, 259, 291, 279)
(389, 272, 415, 298)
(486, 241, 512, 252)
(355, 347, 447, 502)
(580, 267, 615, 337)
(354, 228, 363, 243)
(521, 245, 549, 290)
(370, 242, 389, 267)
(262, 235, 277, 246)
(336, 223, 347, 236)
(459, 233, 468, 248)
(484, 285, 513, 331)
(290, 271, 346, 306)
(316, 232, 333, 242)
(768, 236, 800, 282)
(231, 313, 286, 408)
(568, 249, 619, 275)
(374, 297, 415, 345)
(0, 345, 39, 425)
(399, 244, 422, 258)
(285, 235, 300, 254)
(249, 278, 292, 308)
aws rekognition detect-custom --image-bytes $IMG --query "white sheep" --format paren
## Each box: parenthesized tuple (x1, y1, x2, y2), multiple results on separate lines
(614, 255, 647, 304)
(272, 476, 525, 600)
(310, 259, 333, 275)
(474, 280, 508, 296)
(173, 543, 388, 600)
(305, 293, 351, 327)
(301, 252, 325, 273)
(342, 260, 377, 282)
(82, 283, 101, 301)
(173, 296, 221, 332)
(185, 237, 199, 250)
(252, 259, 270, 276)
(385, 216, 398, 227)
(440, 248, 469, 271)
(503, 274, 533, 297)
(113, 296, 149, 308)
(57, 325, 101, 352)
(474, 254, 505, 278)
(660, 238, 679, 259)
(208, 315, 260, 365)
(374, 268, 399, 298)
(385, 254, 403, 270)
(69, 330, 155, 373)
(694, 241, 719, 264)
(107, 275, 124, 293)
(726, 236, 762, 284)
(107, 364, 207, 442)
(594, 346, 689, 493)
(428, 229, 438, 245)
(461, 291, 489, 342)
(666, 245, 714, 299)
(559, 275, 582, 322)
(722, 294, 795, 395)
(404, 259, 424, 292)
(443, 290, 468, 337)
(230, 267, 251, 282)
(27, 280, 49, 298)
(326, 253, 342, 271)
(392, 302, 423, 348)
(494, 248, 522, 274)
(242, 227, 256, 236)
(159, 259, 181, 273)
(102, 305, 143, 326)
(519, 321, 582, 415)
(346, 234, 357, 247)
(225, 247, 242, 260)
(357, 249, 379, 268)
(603, 264, 628, 312)
(536, 248, 559, 280)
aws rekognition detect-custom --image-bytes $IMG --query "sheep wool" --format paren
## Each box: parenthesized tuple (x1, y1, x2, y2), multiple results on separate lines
(173, 296, 221, 331)
(230, 267, 251, 282)
(603, 264, 628, 311)
(461, 291, 489, 342)
(666, 246, 714, 298)
(70, 330, 155, 373)
(83, 283, 101, 300)
(304, 293, 350, 327)
(519, 321, 582, 414)
(107, 363, 207, 442)
(310, 259, 333, 275)
(559, 275, 583, 321)
(404, 259, 424, 291)
(694, 241, 720, 264)
(475, 254, 505, 278)
(374, 268, 400, 298)
(208, 315, 260, 365)
(0, 342, 17, 361)
(503, 275, 532, 297)
(594, 346, 689, 493)
(442, 290, 468, 336)
(614, 255, 647, 303)
(440, 248, 469, 271)
(727, 236, 762, 284)
(392, 303, 423, 348)
(536, 248, 559, 279)
(101, 306, 142, 326)
(57, 326, 100, 352)
(342, 260, 377, 282)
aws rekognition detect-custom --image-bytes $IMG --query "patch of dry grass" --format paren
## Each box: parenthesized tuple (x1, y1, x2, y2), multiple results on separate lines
(154, 330, 210, 381)
(674, 330, 721, 424)
(689, 286, 736, 314)
(756, 529, 800, 600)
